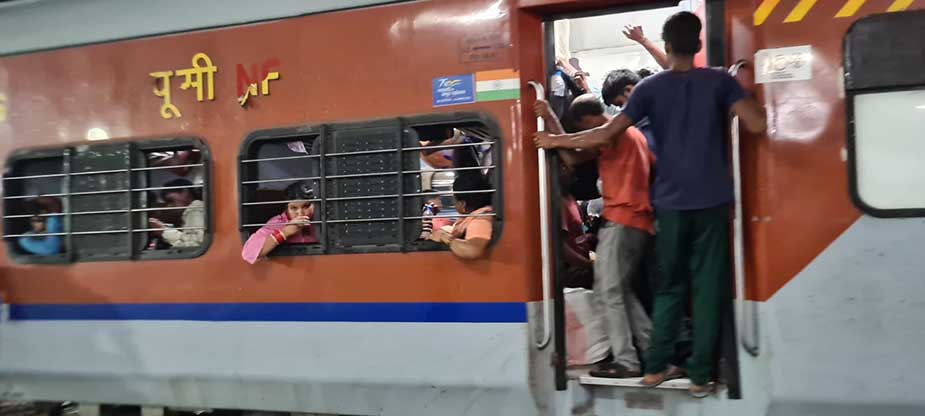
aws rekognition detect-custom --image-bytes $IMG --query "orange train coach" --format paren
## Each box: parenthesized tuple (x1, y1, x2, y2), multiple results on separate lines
(0, 1, 923, 415)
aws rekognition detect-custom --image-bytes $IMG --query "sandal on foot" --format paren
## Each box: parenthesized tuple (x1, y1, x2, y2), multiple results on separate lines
(588, 362, 641, 379)
(640, 365, 685, 388)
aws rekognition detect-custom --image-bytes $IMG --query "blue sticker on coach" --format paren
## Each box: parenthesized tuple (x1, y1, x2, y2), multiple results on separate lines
(432, 74, 475, 107)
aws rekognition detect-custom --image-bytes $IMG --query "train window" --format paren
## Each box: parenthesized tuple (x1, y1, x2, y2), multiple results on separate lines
(238, 113, 501, 256)
(2, 138, 210, 263)
(844, 10, 925, 217)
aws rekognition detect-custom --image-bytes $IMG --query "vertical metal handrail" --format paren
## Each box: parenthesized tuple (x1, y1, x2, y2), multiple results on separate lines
(528, 80, 552, 350)
(729, 60, 760, 357)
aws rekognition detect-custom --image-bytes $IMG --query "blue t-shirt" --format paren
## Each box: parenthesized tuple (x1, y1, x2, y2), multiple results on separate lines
(18, 216, 63, 256)
(635, 117, 656, 153)
(622, 67, 745, 210)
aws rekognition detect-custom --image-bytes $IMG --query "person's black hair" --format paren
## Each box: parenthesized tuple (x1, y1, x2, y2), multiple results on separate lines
(285, 181, 315, 201)
(453, 172, 492, 212)
(161, 178, 198, 200)
(415, 125, 454, 143)
(637, 67, 654, 79)
(601, 69, 641, 105)
(568, 94, 606, 122)
(662, 11, 702, 56)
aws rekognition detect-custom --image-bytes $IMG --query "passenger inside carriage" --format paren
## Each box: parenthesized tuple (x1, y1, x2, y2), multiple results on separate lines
(418, 126, 459, 170)
(147, 178, 205, 248)
(427, 171, 493, 260)
(558, 162, 594, 290)
(536, 11, 767, 397)
(17, 197, 63, 256)
(241, 181, 318, 264)
(536, 94, 654, 379)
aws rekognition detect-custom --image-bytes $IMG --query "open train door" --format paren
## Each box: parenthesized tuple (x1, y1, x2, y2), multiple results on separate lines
(518, 0, 745, 399)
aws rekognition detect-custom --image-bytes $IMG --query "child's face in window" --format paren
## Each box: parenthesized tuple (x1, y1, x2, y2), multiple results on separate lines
(30, 216, 46, 233)
(287, 201, 314, 220)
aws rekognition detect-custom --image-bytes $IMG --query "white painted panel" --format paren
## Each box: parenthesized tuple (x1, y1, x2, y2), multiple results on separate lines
(0, 320, 540, 415)
(766, 216, 925, 415)
(854, 90, 925, 210)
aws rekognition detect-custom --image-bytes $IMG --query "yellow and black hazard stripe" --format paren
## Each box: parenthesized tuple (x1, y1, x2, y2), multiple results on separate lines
(754, 0, 917, 26)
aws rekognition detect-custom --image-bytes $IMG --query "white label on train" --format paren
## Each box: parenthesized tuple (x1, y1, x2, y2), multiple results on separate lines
(755, 45, 812, 84)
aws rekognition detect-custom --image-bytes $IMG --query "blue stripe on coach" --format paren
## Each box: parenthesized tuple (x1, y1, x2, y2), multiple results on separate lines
(8, 302, 528, 323)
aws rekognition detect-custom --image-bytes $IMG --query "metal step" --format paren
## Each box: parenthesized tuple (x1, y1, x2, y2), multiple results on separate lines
(578, 375, 692, 391)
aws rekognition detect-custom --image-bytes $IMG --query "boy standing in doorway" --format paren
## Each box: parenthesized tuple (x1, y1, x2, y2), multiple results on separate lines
(535, 12, 767, 397)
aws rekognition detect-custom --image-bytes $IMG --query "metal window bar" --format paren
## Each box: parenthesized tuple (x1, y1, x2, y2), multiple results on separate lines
(3, 213, 66, 219)
(322, 213, 496, 225)
(318, 127, 328, 253)
(130, 163, 204, 172)
(326, 194, 398, 202)
(319, 189, 495, 203)
(3, 226, 206, 238)
(2, 173, 67, 180)
(1, 205, 195, 220)
(403, 165, 495, 175)
(3, 232, 70, 238)
(69, 168, 130, 177)
(241, 198, 323, 206)
(122, 227, 207, 234)
(240, 176, 321, 185)
(2, 163, 206, 180)
(241, 221, 323, 228)
(3, 184, 206, 200)
(238, 140, 493, 165)
(125, 145, 134, 256)
(63, 148, 74, 261)
(3, 193, 68, 200)
(402, 141, 495, 152)
(240, 154, 321, 163)
(396, 129, 405, 252)
(130, 183, 206, 193)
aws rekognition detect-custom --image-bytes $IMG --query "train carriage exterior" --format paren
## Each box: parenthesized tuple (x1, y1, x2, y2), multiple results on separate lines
(0, 1, 923, 415)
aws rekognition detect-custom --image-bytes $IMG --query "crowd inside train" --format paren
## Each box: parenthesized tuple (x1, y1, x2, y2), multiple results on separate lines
(533, 12, 767, 397)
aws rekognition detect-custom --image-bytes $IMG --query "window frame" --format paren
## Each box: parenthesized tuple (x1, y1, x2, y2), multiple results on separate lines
(843, 10, 925, 218)
(2, 137, 212, 264)
(237, 112, 504, 257)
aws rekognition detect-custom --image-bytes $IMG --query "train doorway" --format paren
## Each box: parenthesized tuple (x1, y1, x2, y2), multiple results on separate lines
(532, 0, 743, 399)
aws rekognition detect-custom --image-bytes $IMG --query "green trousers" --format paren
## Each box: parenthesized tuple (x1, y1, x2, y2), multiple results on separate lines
(644, 204, 730, 385)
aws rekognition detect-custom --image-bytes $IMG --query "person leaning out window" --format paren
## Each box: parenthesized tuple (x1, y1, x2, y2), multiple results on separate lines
(428, 172, 493, 260)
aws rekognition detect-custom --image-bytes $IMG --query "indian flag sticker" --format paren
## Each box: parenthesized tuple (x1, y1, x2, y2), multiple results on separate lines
(475, 69, 520, 102)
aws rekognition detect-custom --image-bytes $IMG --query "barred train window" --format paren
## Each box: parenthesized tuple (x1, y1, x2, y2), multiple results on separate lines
(2, 138, 210, 263)
(844, 10, 925, 217)
(238, 113, 501, 255)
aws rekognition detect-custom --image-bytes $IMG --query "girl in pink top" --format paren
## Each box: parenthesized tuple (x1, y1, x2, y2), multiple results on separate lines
(242, 182, 318, 264)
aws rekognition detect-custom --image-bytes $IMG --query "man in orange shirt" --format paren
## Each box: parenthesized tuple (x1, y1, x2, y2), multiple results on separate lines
(536, 94, 654, 378)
